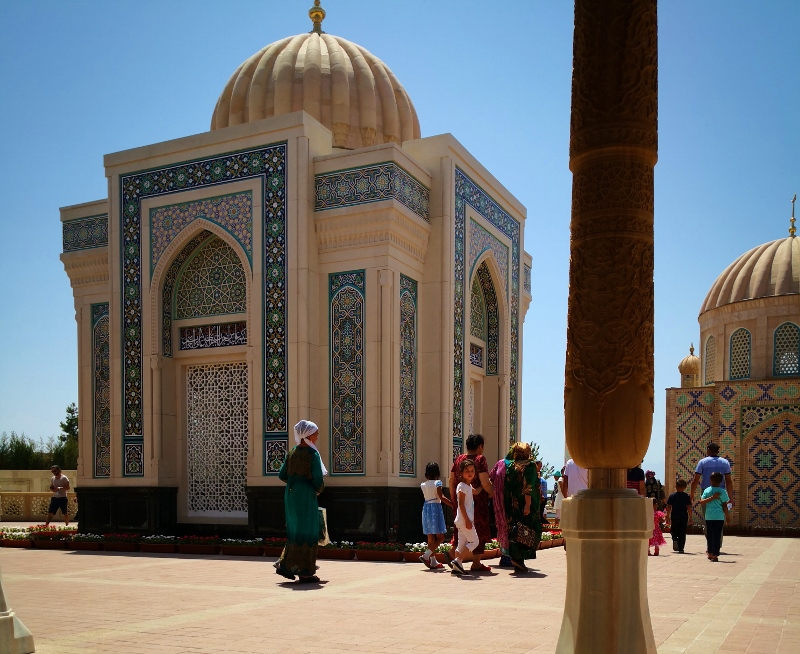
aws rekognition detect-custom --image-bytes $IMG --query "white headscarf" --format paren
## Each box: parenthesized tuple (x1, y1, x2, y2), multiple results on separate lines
(294, 420, 328, 476)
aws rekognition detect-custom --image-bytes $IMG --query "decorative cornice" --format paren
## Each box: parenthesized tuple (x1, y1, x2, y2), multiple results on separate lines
(60, 249, 109, 287)
(314, 205, 431, 262)
(314, 162, 430, 222)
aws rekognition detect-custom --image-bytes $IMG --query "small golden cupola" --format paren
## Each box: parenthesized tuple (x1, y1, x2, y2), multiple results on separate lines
(678, 344, 702, 388)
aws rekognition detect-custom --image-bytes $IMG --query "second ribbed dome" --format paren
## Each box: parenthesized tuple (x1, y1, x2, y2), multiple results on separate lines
(211, 32, 421, 150)
(701, 235, 800, 313)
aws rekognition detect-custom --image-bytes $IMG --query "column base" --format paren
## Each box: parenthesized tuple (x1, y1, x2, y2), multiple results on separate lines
(557, 489, 656, 654)
(0, 612, 34, 654)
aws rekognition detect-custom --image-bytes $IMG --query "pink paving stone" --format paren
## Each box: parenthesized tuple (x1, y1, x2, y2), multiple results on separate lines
(1, 535, 798, 653)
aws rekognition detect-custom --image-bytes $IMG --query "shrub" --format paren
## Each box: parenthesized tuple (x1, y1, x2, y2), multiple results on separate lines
(178, 535, 219, 545)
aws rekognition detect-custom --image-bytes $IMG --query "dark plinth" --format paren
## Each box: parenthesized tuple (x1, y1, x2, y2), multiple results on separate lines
(247, 485, 424, 543)
(76, 486, 177, 535)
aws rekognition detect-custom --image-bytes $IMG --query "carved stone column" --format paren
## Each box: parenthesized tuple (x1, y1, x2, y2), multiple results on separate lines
(0, 566, 35, 654)
(558, 1, 658, 652)
(379, 270, 394, 474)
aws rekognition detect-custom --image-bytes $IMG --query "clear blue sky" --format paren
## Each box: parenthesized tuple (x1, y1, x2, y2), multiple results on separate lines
(0, 1, 797, 482)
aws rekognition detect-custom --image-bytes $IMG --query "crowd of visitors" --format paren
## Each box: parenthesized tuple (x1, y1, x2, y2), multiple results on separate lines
(273, 419, 734, 585)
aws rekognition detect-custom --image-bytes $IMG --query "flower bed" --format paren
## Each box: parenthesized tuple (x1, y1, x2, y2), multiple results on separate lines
(102, 533, 140, 552)
(318, 541, 354, 559)
(219, 538, 263, 556)
(355, 541, 405, 562)
(139, 535, 178, 553)
(262, 537, 287, 557)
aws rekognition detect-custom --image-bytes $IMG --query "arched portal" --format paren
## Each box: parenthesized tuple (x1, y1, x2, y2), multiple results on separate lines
(467, 259, 504, 463)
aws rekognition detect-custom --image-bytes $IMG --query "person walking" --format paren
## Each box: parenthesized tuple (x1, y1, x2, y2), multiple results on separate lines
(562, 458, 588, 498)
(697, 472, 730, 562)
(503, 442, 542, 573)
(449, 459, 482, 575)
(553, 471, 564, 525)
(627, 463, 646, 495)
(419, 462, 452, 569)
(665, 479, 692, 553)
(448, 434, 493, 571)
(275, 420, 327, 584)
(45, 466, 70, 527)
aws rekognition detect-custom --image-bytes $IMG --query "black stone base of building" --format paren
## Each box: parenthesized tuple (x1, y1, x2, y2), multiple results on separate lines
(75, 486, 178, 535)
(247, 485, 425, 543)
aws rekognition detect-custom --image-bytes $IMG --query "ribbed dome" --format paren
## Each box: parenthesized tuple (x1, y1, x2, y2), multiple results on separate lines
(700, 236, 800, 313)
(678, 345, 700, 376)
(211, 32, 421, 149)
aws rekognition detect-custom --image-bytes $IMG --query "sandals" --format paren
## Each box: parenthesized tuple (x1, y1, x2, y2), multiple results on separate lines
(297, 575, 321, 583)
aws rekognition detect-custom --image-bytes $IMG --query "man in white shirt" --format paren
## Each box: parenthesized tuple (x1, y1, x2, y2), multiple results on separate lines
(45, 465, 70, 527)
(562, 458, 588, 497)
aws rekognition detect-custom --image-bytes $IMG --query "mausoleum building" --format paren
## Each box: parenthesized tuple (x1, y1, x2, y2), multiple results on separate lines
(665, 209, 800, 531)
(60, 6, 532, 540)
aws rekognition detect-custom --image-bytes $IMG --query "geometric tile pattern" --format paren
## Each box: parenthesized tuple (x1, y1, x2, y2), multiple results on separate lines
(92, 303, 110, 478)
(453, 168, 520, 445)
(179, 322, 247, 351)
(120, 143, 286, 477)
(161, 231, 215, 357)
(149, 191, 252, 276)
(674, 389, 715, 523)
(773, 322, 800, 376)
(729, 328, 751, 380)
(174, 237, 246, 319)
(469, 218, 508, 298)
(470, 276, 485, 340)
(124, 443, 144, 477)
(314, 162, 430, 222)
(476, 261, 500, 376)
(186, 362, 249, 514)
(743, 406, 800, 529)
(264, 437, 288, 476)
(523, 263, 532, 294)
(330, 271, 365, 475)
(704, 335, 716, 385)
(399, 275, 417, 477)
(62, 214, 108, 252)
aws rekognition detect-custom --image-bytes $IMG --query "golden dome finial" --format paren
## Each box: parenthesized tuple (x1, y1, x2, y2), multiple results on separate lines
(790, 193, 797, 237)
(309, 1, 326, 34)
(689, 343, 695, 356)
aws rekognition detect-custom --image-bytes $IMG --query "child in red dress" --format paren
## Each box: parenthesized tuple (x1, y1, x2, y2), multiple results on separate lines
(649, 497, 666, 556)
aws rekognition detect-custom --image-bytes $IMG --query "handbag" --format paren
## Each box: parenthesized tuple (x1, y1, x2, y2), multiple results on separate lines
(318, 507, 331, 546)
(510, 521, 538, 548)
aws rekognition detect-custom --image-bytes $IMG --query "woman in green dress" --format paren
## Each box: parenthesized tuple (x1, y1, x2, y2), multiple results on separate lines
(275, 420, 327, 583)
(503, 442, 542, 573)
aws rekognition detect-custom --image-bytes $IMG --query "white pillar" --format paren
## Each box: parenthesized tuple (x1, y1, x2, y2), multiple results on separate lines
(0, 567, 34, 654)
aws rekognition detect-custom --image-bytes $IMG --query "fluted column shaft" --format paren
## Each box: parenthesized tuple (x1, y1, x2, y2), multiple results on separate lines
(565, 0, 657, 474)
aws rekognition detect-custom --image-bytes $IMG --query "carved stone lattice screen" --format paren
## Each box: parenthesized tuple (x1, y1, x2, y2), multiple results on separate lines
(729, 329, 751, 380)
(774, 323, 800, 376)
(186, 362, 249, 515)
(704, 336, 716, 385)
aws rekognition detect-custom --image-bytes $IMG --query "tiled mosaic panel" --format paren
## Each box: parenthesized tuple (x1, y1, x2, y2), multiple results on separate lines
(674, 389, 715, 523)
(470, 343, 484, 368)
(314, 162, 430, 222)
(774, 322, 800, 376)
(399, 275, 417, 476)
(174, 237, 247, 319)
(186, 362, 249, 514)
(330, 271, 365, 475)
(743, 406, 800, 528)
(120, 143, 287, 473)
(729, 328, 751, 380)
(523, 264, 532, 294)
(92, 304, 110, 478)
(179, 322, 247, 351)
(469, 219, 508, 298)
(63, 214, 108, 252)
(453, 169, 520, 443)
(453, 440, 463, 462)
(124, 443, 144, 476)
(476, 262, 500, 376)
(469, 380, 475, 435)
(470, 276, 485, 340)
(162, 231, 215, 357)
(704, 335, 716, 385)
(264, 437, 288, 475)
(150, 192, 252, 276)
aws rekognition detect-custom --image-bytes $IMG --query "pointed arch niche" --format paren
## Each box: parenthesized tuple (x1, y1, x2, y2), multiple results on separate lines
(467, 257, 505, 464)
(148, 219, 253, 522)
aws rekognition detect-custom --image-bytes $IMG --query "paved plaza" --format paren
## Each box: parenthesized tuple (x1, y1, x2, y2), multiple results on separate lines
(1, 535, 798, 654)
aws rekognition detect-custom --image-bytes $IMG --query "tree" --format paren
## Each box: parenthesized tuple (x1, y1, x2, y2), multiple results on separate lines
(59, 403, 79, 444)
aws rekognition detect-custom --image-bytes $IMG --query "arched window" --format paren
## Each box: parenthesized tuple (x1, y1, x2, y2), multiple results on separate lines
(704, 336, 716, 385)
(729, 328, 751, 380)
(174, 237, 246, 319)
(470, 276, 486, 340)
(773, 322, 800, 376)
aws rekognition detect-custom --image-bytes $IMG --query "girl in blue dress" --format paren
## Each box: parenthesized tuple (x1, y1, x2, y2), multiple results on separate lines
(419, 462, 453, 569)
